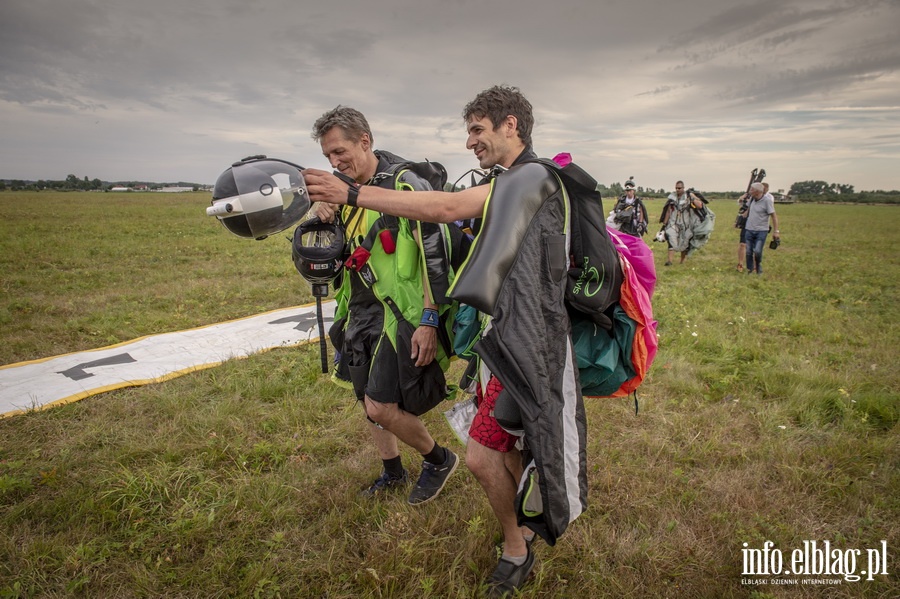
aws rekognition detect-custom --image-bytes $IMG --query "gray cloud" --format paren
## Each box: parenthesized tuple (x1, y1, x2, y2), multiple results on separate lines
(0, 0, 898, 191)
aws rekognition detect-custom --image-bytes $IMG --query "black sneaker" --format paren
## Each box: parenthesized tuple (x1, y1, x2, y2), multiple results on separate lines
(486, 547, 536, 597)
(359, 469, 409, 498)
(407, 450, 459, 505)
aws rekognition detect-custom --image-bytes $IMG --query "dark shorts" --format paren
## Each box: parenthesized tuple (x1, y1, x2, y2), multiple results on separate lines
(739, 227, 747, 244)
(469, 376, 518, 453)
(343, 301, 447, 416)
(343, 303, 400, 405)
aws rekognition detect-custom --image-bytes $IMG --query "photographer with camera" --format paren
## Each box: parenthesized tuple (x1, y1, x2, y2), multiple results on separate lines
(744, 182, 780, 275)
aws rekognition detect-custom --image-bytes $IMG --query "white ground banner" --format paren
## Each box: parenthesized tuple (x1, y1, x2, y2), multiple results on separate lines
(0, 301, 335, 419)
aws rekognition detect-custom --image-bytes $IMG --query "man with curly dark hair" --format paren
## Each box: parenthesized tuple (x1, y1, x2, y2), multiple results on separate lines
(306, 86, 587, 597)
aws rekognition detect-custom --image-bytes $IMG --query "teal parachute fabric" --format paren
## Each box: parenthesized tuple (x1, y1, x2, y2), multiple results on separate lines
(572, 306, 638, 397)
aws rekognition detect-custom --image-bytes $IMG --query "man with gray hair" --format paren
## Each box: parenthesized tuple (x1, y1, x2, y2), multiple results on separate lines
(310, 105, 460, 505)
(744, 181, 781, 275)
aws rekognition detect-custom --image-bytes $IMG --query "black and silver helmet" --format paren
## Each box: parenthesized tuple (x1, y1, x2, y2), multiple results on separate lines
(208, 156, 310, 240)
(291, 216, 346, 286)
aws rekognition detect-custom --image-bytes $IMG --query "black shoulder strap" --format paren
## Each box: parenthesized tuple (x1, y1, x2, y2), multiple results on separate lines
(373, 160, 447, 192)
(402, 160, 447, 191)
(342, 205, 365, 235)
(370, 160, 407, 188)
(520, 157, 599, 195)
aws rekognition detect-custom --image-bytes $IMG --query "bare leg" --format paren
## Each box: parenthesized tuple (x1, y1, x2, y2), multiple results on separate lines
(368, 419, 400, 460)
(466, 439, 528, 557)
(365, 397, 435, 455)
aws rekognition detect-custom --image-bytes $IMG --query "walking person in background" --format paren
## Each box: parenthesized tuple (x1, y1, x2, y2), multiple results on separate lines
(659, 181, 711, 265)
(744, 181, 780, 275)
(612, 178, 648, 237)
(735, 190, 750, 271)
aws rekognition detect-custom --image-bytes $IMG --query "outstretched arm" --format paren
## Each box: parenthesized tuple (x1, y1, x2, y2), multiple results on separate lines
(303, 168, 488, 223)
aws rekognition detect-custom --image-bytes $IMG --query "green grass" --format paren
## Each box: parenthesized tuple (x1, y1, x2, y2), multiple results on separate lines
(1, 192, 899, 598)
(0, 192, 312, 365)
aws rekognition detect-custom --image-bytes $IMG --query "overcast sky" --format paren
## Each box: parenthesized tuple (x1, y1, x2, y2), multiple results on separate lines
(2, 0, 898, 192)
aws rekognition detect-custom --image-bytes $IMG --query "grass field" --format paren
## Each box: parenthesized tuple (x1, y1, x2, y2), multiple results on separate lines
(1, 192, 898, 598)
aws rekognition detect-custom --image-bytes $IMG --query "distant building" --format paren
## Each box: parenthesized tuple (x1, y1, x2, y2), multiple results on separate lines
(110, 186, 130, 192)
(156, 186, 194, 193)
(772, 192, 794, 204)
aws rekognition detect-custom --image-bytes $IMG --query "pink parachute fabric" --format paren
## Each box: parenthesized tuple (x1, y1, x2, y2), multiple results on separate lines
(606, 227, 658, 397)
(550, 151, 658, 398)
(551, 152, 573, 168)
(608, 227, 656, 298)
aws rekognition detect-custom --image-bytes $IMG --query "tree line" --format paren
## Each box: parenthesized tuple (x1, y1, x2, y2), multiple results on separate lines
(790, 180, 856, 195)
(0, 175, 104, 191)
(3, 175, 897, 201)
(787, 180, 899, 204)
(0, 175, 203, 192)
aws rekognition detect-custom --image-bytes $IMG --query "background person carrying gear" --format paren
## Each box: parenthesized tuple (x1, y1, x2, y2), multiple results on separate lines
(611, 177, 648, 237)
(310, 106, 460, 505)
(734, 168, 766, 272)
(744, 181, 781, 275)
(659, 180, 715, 265)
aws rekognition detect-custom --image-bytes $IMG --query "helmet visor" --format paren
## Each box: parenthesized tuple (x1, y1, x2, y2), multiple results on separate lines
(208, 159, 310, 240)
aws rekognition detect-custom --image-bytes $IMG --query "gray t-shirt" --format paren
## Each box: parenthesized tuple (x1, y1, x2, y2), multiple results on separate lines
(745, 193, 774, 231)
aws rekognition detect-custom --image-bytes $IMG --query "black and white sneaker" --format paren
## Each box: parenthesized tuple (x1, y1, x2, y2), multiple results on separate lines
(407, 450, 459, 505)
(359, 469, 409, 498)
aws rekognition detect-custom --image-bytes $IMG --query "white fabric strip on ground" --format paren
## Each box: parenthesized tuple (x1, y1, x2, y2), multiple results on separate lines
(0, 301, 336, 418)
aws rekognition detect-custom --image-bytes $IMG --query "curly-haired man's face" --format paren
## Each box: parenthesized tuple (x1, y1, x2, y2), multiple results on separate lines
(465, 115, 519, 169)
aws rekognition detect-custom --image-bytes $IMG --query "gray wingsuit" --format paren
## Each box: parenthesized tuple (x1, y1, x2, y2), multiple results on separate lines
(449, 151, 588, 546)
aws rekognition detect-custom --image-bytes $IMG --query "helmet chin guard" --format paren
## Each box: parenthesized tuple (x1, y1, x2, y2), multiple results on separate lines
(207, 156, 310, 240)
